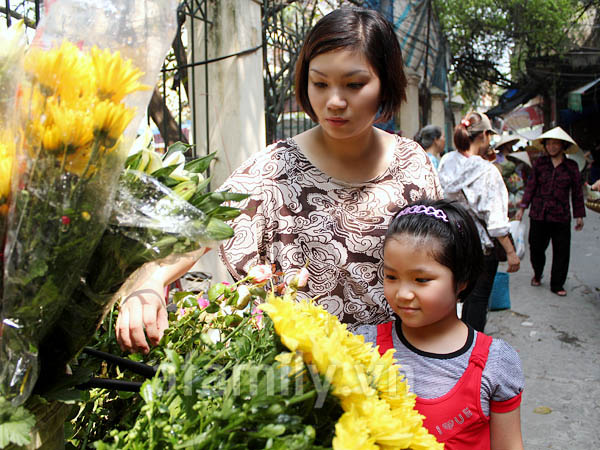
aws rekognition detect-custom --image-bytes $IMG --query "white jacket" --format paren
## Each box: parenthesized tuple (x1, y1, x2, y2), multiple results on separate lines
(438, 150, 510, 249)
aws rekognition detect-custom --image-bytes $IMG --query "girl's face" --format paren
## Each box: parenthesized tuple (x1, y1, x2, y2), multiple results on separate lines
(383, 234, 464, 329)
(307, 48, 381, 141)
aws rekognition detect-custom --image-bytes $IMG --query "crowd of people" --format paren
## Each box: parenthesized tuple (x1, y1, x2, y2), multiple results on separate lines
(111, 7, 597, 449)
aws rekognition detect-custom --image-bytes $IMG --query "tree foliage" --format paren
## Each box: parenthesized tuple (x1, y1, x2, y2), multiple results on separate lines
(434, 0, 590, 103)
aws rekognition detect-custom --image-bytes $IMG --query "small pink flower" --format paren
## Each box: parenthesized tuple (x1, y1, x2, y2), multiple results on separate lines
(251, 306, 264, 330)
(61, 215, 70, 225)
(177, 307, 188, 319)
(248, 264, 273, 284)
(197, 296, 210, 309)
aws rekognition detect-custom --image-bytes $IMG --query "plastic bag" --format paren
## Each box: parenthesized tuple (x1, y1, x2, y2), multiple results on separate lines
(37, 171, 214, 388)
(0, 0, 179, 405)
(509, 220, 527, 260)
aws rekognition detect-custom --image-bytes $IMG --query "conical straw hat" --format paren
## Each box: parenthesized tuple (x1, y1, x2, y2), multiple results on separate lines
(493, 133, 520, 151)
(506, 151, 531, 167)
(532, 126, 580, 154)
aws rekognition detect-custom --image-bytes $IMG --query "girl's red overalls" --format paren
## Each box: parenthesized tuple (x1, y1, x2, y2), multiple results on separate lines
(377, 322, 493, 450)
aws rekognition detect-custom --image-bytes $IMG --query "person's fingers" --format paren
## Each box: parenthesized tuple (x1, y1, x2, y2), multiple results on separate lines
(116, 306, 132, 353)
(128, 299, 150, 354)
(143, 302, 160, 346)
(157, 305, 169, 341)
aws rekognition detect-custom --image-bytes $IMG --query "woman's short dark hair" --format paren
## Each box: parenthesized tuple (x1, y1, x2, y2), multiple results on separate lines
(295, 7, 407, 123)
(385, 199, 483, 301)
(414, 125, 442, 150)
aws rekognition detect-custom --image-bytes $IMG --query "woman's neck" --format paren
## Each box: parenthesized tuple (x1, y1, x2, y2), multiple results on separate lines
(295, 125, 395, 183)
(426, 146, 441, 158)
(550, 152, 565, 167)
(401, 314, 469, 354)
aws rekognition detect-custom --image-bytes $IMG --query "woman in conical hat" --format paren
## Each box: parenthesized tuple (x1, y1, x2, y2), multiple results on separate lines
(515, 126, 585, 297)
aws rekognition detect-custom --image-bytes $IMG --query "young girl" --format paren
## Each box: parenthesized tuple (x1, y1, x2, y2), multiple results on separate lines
(357, 199, 524, 449)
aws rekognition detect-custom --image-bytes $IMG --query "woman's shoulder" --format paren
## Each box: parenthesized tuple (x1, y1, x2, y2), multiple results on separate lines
(220, 139, 302, 186)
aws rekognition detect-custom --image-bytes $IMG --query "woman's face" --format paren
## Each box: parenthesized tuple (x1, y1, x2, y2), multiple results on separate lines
(545, 138, 565, 157)
(477, 130, 492, 155)
(307, 48, 381, 141)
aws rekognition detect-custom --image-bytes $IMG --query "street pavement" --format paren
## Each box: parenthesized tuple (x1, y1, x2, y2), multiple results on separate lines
(487, 209, 600, 449)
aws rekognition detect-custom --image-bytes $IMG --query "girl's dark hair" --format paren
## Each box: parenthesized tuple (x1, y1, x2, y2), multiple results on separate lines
(295, 7, 407, 123)
(385, 199, 483, 300)
(454, 112, 485, 152)
(414, 125, 442, 150)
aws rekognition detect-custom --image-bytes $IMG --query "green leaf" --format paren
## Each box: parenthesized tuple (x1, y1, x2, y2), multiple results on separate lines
(125, 152, 143, 170)
(205, 217, 234, 240)
(164, 141, 194, 160)
(183, 152, 217, 174)
(208, 206, 242, 221)
(149, 164, 178, 181)
(0, 402, 35, 448)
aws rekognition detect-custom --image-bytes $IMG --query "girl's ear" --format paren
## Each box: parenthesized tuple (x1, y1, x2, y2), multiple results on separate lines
(456, 281, 468, 297)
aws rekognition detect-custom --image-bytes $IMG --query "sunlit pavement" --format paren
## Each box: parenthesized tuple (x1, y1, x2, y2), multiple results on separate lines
(487, 210, 600, 449)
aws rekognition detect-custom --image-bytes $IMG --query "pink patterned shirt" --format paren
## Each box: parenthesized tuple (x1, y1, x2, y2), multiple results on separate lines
(218, 136, 442, 330)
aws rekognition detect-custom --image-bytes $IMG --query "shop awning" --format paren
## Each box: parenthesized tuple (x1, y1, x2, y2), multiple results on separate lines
(568, 77, 600, 112)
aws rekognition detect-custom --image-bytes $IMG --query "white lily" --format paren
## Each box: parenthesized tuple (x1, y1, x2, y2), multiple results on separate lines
(163, 150, 190, 181)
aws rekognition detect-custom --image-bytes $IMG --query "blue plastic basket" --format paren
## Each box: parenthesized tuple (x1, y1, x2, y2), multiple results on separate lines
(489, 272, 511, 311)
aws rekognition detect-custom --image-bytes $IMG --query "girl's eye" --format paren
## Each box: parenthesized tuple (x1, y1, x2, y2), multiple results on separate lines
(415, 278, 431, 283)
(348, 82, 364, 89)
(312, 81, 327, 88)
(384, 274, 396, 281)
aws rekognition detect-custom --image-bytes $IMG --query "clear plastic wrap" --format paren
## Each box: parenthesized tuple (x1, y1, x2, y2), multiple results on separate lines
(37, 170, 216, 389)
(0, 0, 179, 405)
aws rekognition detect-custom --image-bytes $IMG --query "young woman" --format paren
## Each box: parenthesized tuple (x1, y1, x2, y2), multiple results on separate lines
(414, 124, 445, 170)
(116, 7, 442, 353)
(437, 112, 519, 332)
(358, 199, 524, 450)
(515, 127, 585, 296)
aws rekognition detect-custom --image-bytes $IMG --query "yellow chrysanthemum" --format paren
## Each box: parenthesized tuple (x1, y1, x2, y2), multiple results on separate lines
(45, 98, 94, 153)
(275, 351, 305, 377)
(24, 41, 94, 101)
(333, 409, 378, 450)
(64, 146, 94, 177)
(0, 134, 16, 202)
(260, 294, 443, 449)
(90, 46, 150, 103)
(93, 100, 136, 149)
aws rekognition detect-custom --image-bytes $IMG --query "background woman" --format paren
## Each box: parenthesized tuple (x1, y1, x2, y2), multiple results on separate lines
(414, 124, 445, 170)
(116, 7, 442, 353)
(515, 127, 585, 297)
(437, 112, 519, 332)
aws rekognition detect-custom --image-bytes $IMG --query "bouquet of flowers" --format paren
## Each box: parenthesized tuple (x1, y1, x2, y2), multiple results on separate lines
(0, 19, 26, 298)
(69, 267, 441, 450)
(0, 0, 180, 405)
(36, 136, 248, 390)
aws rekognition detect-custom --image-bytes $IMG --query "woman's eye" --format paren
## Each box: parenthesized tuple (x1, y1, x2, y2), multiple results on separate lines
(384, 274, 396, 281)
(312, 81, 327, 88)
(348, 82, 364, 89)
(415, 278, 430, 283)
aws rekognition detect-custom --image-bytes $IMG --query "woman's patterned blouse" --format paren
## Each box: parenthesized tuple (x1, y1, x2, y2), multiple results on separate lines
(218, 135, 442, 331)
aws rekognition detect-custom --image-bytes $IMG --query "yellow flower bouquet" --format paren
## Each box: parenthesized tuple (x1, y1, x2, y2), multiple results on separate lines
(0, 0, 179, 405)
(80, 266, 441, 449)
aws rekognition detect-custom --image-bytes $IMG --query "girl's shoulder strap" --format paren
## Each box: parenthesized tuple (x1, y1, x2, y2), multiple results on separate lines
(469, 331, 493, 369)
(376, 321, 395, 356)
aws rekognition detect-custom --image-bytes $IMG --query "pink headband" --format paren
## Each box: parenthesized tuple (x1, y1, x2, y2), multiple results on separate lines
(396, 205, 449, 222)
